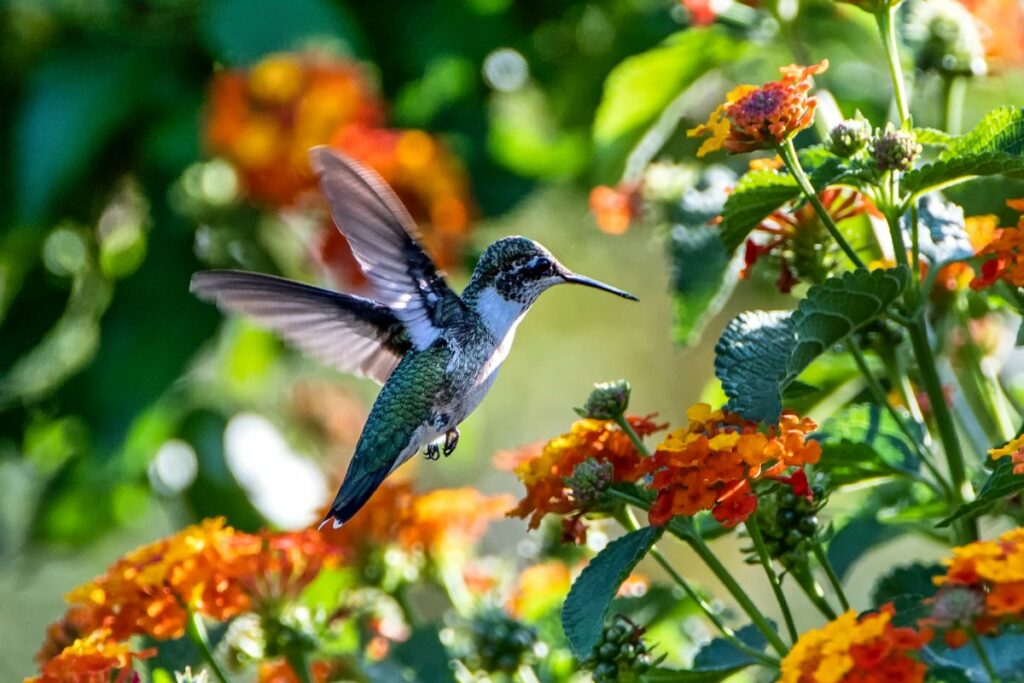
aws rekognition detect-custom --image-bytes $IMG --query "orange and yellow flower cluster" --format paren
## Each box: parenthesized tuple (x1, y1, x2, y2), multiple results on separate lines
(27, 628, 154, 683)
(507, 416, 665, 530)
(780, 605, 930, 683)
(970, 199, 1024, 290)
(644, 404, 821, 527)
(988, 434, 1024, 475)
(32, 520, 341, 681)
(205, 51, 474, 270)
(322, 481, 513, 556)
(929, 527, 1024, 643)
(688, 61, 828, 157)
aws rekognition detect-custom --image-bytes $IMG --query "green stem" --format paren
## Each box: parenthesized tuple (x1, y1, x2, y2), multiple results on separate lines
(607, 489, 788, 657)
(877, 6, 912, 126)
(186, 611, 230, 683)
(791, 568, 839, 621)
(942, 75, 967, 135)
(285, 651, 315, 683)
(517, 664, 543, 683)
(745, 518, 798, 644)
(685, 531, 790, 656)
(906, 318, 979, 542)
(615, 414, 650, 457)
(968, 630, 1001, 683)
(847, 341, 952, 497)
(616, 507, 779, 667)
(811, 542, 850, 611)
(779, 139, 866, 269)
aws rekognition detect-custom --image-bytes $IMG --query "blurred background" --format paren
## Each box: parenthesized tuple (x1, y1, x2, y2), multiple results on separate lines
(1, 0, 1023, 678)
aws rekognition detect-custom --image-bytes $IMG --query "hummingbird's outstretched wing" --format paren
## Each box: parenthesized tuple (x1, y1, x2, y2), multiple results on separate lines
(309, 146, 468, 350)
(191, 270, 411, 384)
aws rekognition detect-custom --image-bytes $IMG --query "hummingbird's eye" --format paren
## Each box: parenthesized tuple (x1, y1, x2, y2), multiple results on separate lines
(521, 256, 552, 278)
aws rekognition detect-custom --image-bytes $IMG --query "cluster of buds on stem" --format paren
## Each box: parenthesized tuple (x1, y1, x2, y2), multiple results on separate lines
(870, 125, 923, 172)
(584, 615, 653, 682)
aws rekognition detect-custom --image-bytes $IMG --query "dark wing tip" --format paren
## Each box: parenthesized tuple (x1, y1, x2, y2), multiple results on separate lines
(308, 145, 335, 176)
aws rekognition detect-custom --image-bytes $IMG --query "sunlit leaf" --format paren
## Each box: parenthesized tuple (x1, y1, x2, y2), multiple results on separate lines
(938, 458, 1024, 527)
(562, 526, 661, 658)
(714, 310, 795, 423)
(717, 171, 799, 252)
(903, 194, 972, 267)
(814, 403, 922, 485)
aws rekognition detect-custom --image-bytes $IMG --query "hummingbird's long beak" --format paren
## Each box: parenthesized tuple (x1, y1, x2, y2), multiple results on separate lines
(561, 272, 639, 301)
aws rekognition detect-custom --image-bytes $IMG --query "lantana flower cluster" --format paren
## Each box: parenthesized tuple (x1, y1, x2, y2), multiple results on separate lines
(988, 434, 1024, 474)
(780, 605, 931, 683)
(644, 404, 821, 527)
(688, 61, 828, 156)
(969, 199, 1024, 289)
(927, 527, 1024, 644)
(205, 51, 474, 270)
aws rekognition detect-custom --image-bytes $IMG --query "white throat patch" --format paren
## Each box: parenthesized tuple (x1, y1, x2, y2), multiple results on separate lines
(476, 286, 530, 340)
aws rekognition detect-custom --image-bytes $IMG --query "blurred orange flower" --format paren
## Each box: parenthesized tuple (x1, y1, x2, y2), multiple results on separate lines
(258, 659, 338, 683)
(589, 182, 642, 235)
(961, 0, 1024, 66)
(970, 200, 1024, 289)
(689, 61, 828, 156)
(932, 214, 998, 291)
(508, 415, 666, 530)
(205, 51, 474, 273)
(780, 605, 930, 683)
(934, 527, 1024, 631)
(988, 434, 1024, 475)
(508, 561, 573, 620)
(643, 403, 820, 527)
(321, 482, 512, 556)
(26, 628, 154, 683)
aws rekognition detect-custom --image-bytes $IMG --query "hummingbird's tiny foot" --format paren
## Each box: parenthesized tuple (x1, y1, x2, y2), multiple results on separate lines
(425, 442, 441, 460)
(443, 428, 460, 457)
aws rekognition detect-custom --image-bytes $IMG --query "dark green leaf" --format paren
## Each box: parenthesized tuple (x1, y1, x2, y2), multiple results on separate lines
(669, 226, 740, 347)
(717, 171, 799, 252)
(641, 624, 768, 682)
(815, 403, 921, 485)
(925, 634, 1024, 680)
(782, 381, 820, 399)
(926, 667, 973, 683)
(201, 0, 364, 65)
(938, 458, 1024, 527)
(562, 526, 662, 658)
(714, 310, 795, 423)
(15, 47, 151, 221)
(871, 563, 943, 607)
(593, 29, 742, 171)
(390, 623, 456, 683)
(827, 514, 905, 580)
(786, 267, 909, 385)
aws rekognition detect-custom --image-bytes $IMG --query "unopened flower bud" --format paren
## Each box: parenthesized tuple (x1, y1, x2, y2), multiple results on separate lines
(929, 586, 985, 626)
(870, 126, 922, 172)
(576, 380, 631, 420)
(584, 615, 652, 683)
(468, 608, 539, 673)
(565, 458, 614, 507)
(828, 118, 871, 157)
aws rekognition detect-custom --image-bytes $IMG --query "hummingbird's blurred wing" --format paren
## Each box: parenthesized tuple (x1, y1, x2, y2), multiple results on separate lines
(191, 270, 411, 384)
(310, 146, 467, 350)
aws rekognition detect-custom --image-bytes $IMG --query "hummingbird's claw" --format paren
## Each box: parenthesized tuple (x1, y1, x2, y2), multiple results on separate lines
(425, 441, 441, 460)
(443, 428, 460, 457)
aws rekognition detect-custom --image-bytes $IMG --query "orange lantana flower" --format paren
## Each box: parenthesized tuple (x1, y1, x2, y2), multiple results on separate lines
(781, 605, 930, 683)
(589, 182, 642, 235)
(988, 434, 1024, 475)
(970, 200, 1024, 289)
(508, 416, 666, 530)
(26, 629, 155, 683)
(643, 403, 820, 527)
(688, 61, 828, 157)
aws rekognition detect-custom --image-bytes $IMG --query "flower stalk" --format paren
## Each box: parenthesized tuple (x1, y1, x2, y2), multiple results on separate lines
(745, 516, 799, 644)
(877, 5, 912, 126)
(186, 611, 230, 683)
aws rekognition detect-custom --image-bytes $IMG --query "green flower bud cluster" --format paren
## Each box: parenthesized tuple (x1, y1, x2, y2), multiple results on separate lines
(828, 117, 872, 157)
(564, 457, 614, 507)
(870, 126, 922, 172)
(904, 0, 987, 77)
(467, 608, 539, 674)
(754, 480, 826, 570)
(584, 615, 652, 683)
(575, 380, 631, 420)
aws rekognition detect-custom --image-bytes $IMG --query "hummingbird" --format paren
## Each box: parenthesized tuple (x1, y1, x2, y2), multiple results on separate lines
(191, 146, 637, 529)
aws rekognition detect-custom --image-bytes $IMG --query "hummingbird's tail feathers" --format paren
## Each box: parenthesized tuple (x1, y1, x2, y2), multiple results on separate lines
(319, 469, 386, 530)
(190, 270, 411, 384)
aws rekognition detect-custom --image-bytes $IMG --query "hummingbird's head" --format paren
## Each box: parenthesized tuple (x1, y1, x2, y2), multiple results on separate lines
(465, 236, 637, 313)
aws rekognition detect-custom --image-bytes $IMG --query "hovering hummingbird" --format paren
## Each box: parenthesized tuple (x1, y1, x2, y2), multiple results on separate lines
(191, 147, 637, 528)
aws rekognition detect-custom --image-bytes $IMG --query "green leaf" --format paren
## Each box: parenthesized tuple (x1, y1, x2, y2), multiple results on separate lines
(200, 0, 364, 65)
(714, 310, 795, 423)
(938, 457, 1024, 527)
(914, 128, 958, 146)
(562, 526, 662, 658)
(390, 623, 457, 683)
(925, 634, 1024, 680)
(593, 29, 742, 172)
(871, 563, 943, 608)
(670, 226, 740, 347)
(904, 106, 1024, 196)
(827, 514, 905, 580)
(814, 403, 922, 485)
(717, 171, 799, 252)
(641, 623, 768, 682)
(15, 46, 151, 221)
(786, 267, 909, 385)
